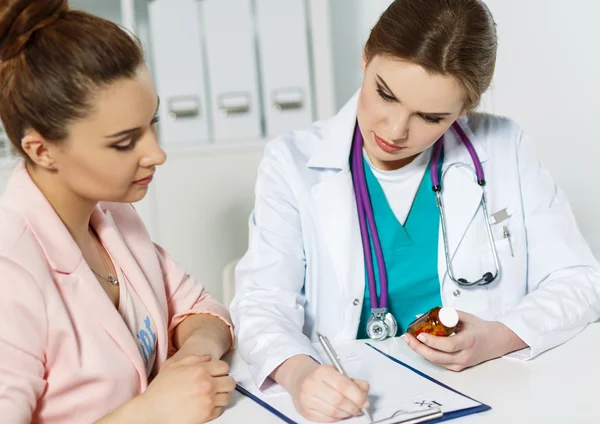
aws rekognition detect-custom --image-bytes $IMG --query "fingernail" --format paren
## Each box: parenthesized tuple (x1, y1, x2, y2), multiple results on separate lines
(400, 334, 408, 343)
(417, 334, 427, 343)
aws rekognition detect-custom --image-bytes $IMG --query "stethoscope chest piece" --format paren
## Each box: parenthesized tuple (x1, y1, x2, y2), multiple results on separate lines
(366, 308, 398, 341)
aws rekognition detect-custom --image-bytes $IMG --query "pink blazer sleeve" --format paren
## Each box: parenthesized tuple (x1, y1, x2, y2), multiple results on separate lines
(0, 258, 47, 424)
(154, 245, 234, 355)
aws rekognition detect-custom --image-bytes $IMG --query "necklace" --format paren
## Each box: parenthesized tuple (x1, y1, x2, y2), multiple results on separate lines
(88, 227, 118, 286)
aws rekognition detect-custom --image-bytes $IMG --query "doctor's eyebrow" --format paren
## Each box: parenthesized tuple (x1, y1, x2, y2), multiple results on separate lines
(375, 74, 453, 117)
(104, 96, 161, 139)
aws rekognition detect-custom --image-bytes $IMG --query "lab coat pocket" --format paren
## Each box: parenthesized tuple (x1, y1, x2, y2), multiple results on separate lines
(479, 229, 519, 280)
(479, 225, 527, 316)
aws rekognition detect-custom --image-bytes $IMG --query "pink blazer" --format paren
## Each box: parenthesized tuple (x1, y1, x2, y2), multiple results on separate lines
(0, 161, 234, 424)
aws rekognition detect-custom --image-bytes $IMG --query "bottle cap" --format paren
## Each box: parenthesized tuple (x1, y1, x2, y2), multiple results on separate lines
(438, 307, 459, 328)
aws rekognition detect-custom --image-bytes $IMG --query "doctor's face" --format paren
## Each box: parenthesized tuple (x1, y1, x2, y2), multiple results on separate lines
(357, 55, 466, 171)
(35, 65, 166, 204)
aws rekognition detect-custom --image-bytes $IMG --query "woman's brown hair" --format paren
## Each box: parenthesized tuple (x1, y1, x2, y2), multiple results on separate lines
(0, 0, 144, 156)
(364, 0, 497, 110)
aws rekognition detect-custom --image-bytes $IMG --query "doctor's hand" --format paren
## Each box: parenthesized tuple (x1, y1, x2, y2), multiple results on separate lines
(401, 311, 528, 372)
(273, 354, 370, 422)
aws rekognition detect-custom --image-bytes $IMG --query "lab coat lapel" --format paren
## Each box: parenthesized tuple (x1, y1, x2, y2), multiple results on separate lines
(311, 169, 365, 299)
(91, 206, 169, 370)
(308, 92, 366, 301)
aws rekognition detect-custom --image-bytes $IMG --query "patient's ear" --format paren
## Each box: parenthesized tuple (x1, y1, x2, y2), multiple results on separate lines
(21, 130, 57, 170)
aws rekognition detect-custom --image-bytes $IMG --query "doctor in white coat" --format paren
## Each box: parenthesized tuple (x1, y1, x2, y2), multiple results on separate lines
(230, 0, 600, 421)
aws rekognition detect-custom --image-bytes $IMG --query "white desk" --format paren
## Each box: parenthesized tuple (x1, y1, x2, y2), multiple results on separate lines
(214, 323, 600, 423)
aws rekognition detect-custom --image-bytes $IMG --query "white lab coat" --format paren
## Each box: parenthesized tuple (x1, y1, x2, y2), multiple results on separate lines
(230, 93, 600, 388)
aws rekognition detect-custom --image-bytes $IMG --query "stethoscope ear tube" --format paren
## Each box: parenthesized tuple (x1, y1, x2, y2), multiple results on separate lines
(436, 184, 501, 287)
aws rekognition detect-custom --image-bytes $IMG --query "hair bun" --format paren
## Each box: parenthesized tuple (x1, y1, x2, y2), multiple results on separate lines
(0, 0, 68, 62)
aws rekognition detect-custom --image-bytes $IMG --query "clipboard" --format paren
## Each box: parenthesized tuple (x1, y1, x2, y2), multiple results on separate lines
(234, 342, 491, 424)
(236, 383, 444, 424)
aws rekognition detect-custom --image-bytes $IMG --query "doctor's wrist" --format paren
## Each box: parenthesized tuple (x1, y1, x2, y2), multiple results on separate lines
(494, 321, 528, 356)
(272, 354, 320, 392)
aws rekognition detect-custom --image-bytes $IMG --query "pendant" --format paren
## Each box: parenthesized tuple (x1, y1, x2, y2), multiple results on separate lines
(108, 274, 118, 285)
(366, 308, 398, 341)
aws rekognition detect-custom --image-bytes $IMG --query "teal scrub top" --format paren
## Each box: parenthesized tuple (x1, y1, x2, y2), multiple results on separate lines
(357, 152, 443, 338)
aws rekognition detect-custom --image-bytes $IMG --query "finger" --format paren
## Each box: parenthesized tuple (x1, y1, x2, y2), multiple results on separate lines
(307, 390, 358, 420)
(456, 310, 475, 322)
(207, 406, 225, 421)
(205, 360, 230, 377)
(403, 333, 459, 366)
(322, 368, 369, 408)
(304, 407, 338, 423)
(213, 392, 232, 407)
(414, 332, 463, 353)
(353, 379, 370, 394)
(214, 375, 237, 393)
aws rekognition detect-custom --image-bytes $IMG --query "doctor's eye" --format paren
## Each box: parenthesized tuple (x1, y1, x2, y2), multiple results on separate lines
(376, 84, 396, 103)
(419, 114, 443, 125)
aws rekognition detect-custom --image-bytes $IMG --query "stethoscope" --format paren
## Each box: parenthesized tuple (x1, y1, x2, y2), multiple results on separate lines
(351, 121, 501, 341)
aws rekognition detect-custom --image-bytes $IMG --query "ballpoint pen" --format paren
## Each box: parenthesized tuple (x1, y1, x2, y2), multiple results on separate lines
(317, 332, 373, 423)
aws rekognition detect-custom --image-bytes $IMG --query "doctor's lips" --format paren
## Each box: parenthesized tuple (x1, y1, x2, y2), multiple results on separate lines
(373, 133, 405, 153)
(133, 173, 154, 185)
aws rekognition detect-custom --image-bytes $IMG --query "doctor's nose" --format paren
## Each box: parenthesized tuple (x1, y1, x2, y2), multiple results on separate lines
(388, 115, 409, 142)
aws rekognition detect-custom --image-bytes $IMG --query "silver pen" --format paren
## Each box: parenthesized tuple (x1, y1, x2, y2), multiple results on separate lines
(317, 332, 373, 423)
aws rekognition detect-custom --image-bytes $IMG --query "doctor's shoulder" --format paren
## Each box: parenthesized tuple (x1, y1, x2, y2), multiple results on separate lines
(465, 112, 525, 152)
(259, 119, 330, 183)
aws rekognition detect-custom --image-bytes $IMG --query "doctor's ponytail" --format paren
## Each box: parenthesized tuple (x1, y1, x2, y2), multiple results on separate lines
(364, 0, 497, 111)
(0, 0, 144, 157)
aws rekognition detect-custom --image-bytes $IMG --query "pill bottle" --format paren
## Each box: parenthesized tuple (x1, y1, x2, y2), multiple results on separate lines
(406, 306, 458, 337)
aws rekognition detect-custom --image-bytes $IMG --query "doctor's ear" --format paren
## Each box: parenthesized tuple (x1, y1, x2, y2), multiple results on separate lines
(361, 50, 368, 71)
(21, 130, 58, 171)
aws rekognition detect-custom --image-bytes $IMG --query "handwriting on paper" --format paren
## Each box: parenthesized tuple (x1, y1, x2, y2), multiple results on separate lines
(414, 400, 442, 408)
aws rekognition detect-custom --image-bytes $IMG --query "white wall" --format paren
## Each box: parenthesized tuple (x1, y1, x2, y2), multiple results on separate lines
(480, 0, 600, 257)
(70, 0, 122, 23)
(328, 0, 393, 108)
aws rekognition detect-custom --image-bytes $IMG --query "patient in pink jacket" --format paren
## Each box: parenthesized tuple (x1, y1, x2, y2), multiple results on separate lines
(0, 1, 236, 423)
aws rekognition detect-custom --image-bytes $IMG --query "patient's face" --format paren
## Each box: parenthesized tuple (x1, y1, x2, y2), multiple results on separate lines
(31, 65, 166, 204)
